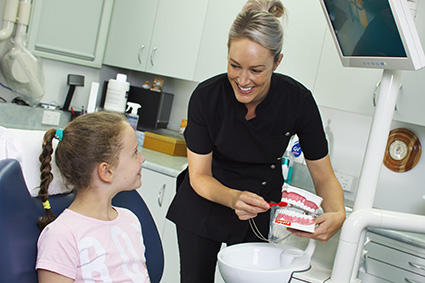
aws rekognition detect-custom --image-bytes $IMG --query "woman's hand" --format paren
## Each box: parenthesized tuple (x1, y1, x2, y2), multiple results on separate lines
(298, 155, 346, 243)
(232, 191, 270, 220)
(288, 210, 346, 243)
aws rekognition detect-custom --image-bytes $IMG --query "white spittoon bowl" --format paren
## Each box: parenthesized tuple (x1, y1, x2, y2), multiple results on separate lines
(218, 241, 314, 283)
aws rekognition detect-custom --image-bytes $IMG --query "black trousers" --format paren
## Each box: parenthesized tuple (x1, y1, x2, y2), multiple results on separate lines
(176, 225, 266, 283)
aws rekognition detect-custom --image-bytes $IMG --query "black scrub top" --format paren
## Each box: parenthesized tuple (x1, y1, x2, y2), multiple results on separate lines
(166, 73, 328, 243)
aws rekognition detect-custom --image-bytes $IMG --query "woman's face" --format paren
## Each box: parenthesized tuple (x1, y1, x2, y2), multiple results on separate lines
(227, 38, 282, 107)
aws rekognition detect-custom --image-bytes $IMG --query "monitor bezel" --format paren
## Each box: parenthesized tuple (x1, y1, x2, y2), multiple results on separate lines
(319, 0, 425, 70)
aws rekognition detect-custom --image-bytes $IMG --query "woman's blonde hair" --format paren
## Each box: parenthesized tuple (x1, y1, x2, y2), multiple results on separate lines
(228, 0, 285, 63)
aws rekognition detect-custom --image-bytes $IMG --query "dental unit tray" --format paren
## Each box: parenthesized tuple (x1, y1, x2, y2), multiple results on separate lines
(269, 185, 323, 243)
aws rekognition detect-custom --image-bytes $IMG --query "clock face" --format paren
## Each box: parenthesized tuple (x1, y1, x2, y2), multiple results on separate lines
(384, 128, 421, 173)
(389, 140, 408, 161)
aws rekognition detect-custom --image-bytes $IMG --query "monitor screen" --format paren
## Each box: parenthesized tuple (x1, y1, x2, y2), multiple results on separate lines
(320, 0, 425, 70)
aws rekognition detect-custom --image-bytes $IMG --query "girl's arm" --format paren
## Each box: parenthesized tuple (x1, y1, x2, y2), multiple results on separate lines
(38, 269, 74, 283)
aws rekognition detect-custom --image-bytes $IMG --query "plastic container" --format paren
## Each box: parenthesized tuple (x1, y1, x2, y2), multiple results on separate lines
(291, 135, 305, 164)
(282, 136, 294, 184)
(103, 73, 130, 113)
(126, 102, 141, 131)
(282, 149, 294, 185)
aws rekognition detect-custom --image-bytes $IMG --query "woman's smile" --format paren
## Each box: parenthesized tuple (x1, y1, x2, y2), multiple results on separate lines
(237, 84, 255, 94)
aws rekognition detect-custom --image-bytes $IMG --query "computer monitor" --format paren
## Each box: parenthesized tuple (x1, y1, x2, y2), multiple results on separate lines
(319, 0, 425, 70)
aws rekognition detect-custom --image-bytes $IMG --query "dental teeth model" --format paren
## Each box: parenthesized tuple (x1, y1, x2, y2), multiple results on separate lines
(272, 185, 323, 233)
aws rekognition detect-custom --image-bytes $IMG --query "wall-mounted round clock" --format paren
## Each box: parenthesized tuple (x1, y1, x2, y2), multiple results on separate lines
(383, 128, 421, 172)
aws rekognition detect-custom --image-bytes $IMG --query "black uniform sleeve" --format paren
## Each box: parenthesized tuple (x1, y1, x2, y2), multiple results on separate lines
(183, 88, 214, 155)
(295, 93, 328, 161)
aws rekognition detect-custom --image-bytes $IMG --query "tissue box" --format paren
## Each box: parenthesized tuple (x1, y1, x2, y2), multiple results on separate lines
(143, 131, 187, 156)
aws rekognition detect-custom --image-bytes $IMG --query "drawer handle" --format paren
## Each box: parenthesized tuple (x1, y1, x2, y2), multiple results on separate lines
(408, 261, 425, 271)
(157, 184, 166, 207)
(405, 278, 422, 283)
(150, 46, 157, 66)
(137, 44, 145, 64)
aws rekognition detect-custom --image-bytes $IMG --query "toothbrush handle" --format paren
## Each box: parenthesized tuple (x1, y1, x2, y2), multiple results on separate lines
(267, 202, 288, 207)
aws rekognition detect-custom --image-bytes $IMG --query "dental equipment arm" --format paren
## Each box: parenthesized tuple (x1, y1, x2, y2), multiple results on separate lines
(0, 0, 19, 41)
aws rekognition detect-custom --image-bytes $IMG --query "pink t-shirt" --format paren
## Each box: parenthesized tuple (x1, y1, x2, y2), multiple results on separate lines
(36, 207, 150, 283)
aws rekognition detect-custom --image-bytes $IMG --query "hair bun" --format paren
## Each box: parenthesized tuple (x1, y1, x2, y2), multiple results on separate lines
(242, 0, 284, 18)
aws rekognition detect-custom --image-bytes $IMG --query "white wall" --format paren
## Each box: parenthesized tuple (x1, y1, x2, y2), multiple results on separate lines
(320, 106, 425, 216)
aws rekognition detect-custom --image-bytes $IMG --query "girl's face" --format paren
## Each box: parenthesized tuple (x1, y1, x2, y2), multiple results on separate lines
(227, 38, 282, 108)
(113, 123, 145, 191)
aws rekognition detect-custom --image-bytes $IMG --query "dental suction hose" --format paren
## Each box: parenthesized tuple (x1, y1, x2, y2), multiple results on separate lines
(328, 208, 425, 283)
(0, 0, 19, 41)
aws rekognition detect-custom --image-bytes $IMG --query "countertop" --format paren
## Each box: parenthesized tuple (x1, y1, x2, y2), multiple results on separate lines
(140, 147, 187, 178)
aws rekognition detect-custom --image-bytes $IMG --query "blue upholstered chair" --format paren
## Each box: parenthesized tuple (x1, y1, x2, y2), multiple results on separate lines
(0, 158, 164, 283)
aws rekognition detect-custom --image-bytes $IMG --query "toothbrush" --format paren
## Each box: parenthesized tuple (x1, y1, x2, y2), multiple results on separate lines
(267, 201, 288, 207)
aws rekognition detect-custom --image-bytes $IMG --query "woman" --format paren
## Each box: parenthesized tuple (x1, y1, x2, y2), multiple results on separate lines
(166, 0, 346, 282)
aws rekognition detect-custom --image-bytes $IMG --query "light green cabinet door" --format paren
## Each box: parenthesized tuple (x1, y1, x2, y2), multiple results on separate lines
(28, 0, 113, 68)
(194, 0, 246, 83)
(104, 0, 208, 81)
(277, 0, 328, 91)
(137, 167, 175, 237)
(103, 0, 159, 71)
(146, 0, 208, 80)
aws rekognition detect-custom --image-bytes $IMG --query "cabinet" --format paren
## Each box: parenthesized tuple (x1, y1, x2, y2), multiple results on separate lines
(27, 0, 113, 68)
(137, 167, 175, 237)
(276, 0, 328, 91)
(137, 167, 180, 282)
(136, 166, 226, 283)
(194, 0, 246, 82)
(361, 232, 425, 283)
(194, 0, 327, 89)
(103, 0, 208, 81)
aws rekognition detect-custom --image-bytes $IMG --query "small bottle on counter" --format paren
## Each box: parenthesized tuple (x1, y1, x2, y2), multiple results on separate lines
(282, 136, 295, 184)
(282, 150, 294, 185)
(126, 102, 142, 131)
(104, 73, 130, 113)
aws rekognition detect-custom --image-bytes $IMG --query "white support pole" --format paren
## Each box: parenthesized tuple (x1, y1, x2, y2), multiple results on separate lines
(329, 69, 402, 283)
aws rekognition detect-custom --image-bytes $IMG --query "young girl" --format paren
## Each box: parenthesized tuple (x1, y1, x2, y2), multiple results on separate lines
(35, 111, 150, 283)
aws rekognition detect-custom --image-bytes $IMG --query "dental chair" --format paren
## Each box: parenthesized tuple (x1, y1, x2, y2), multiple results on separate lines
(0, 158, 164, 283)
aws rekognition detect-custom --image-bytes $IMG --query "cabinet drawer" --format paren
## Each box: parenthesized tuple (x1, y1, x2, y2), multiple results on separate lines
(365, 257, 425, 283)
(365, 234, 425, 277)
